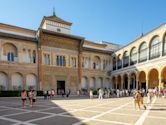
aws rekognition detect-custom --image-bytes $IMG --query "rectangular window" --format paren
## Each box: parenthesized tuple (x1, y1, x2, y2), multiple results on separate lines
(56, 55, 66, 66)
(71, 57, 77, 68)
(44, 54, 50, 65)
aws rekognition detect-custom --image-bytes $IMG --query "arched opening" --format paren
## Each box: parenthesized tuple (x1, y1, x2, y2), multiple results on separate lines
(149, 36, 160, 59)
(103, 78, 110, 89)
(96, 77, 103, 89)
(26, 74, 37, 90)
(0, 72, 8, 90)
(148, 69, 159, 89)
(117, 54, 122, 69)
(93, 56, 101, 70)
(117, 75, 121, 89)
(112, 76, 116, 89)
(139, 42, 147, 62)
(2, 43, 18, 62)
(123, 51, 129, 67)
(11, 73, 23, 90)
(139, 71, 146, 89)
(161, 67, 166, 88)
(81, 77, 88, 89)
(130, 72, 136, 89)
(130, 47, 137, 65)
(89, 77, 95, 89)
(163, 34, 166, 56)
(112, 56, 116, 70)
(123, 74, 128, 89)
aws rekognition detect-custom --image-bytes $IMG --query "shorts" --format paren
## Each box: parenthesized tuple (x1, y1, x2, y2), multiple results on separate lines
(32, 99, 36, 102)
(22, 98, 26, 101)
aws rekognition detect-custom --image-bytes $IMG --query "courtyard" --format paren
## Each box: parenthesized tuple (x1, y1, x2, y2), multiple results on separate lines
(0, 96, 165, 125)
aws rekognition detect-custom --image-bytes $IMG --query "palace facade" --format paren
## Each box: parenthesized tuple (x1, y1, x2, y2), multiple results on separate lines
(0, 14, 165, 94)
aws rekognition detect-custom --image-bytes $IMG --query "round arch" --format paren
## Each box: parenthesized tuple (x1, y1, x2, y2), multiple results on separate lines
(123, 74, 128, 89)
(148, 68, 159, 89)
(161, 66, 166, 88)
(123, 51, 129, 67)
(89, 77, 95, 89)
(81, 76, 88, 89)
(2, 43, 18, 62)
(93, 56, 101, 70)
(103, 78, 111, 89)
(0, 72, 8, 90)
(11, 72, 23, 90)
(162, 32, 166, 55)
(130, 47, 137, 65)
(139, 71, 146, 89)
(26, 74, 37, 90)
(117, 75, 121, 89)
(112, 76, 116, 89)
(139, 42, 147, 62)
(149, 36, 160, 59)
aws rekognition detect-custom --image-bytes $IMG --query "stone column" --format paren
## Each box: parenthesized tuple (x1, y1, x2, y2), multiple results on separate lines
(128, 77, 130, 90)
(159, 77, 162, 94)
(115, 77, 117, 89)
(121, 75, 123, 89)
(146, 79, 149, 92)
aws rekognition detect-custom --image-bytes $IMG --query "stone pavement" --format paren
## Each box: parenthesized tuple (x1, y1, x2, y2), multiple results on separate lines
(0, 96, 165, 125)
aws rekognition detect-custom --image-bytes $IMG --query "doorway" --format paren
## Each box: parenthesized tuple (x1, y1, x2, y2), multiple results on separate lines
(57, 81, 65, 95)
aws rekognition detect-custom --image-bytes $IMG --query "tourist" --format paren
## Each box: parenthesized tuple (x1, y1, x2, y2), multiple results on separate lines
(21, 89, 27, 108)
(66, 89, 71, 98)
(32, 90, 37, 107)
(98, 88, 103, 99)
(51, 89, 55, 98)
(134, 90, 141, 111)
(43, 90, 47, 100)
(28, 90, 33, 107)
(147, 89, 153, 106)
(77, 90, 80, 96)
(48, 90, 51, 99)
(116, 89, 120, 98)
(140, 90, 146, 110)
(89, 89, 93, 99)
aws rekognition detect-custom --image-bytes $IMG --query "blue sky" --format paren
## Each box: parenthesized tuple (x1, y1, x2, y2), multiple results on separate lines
(0, 0, 166, 45)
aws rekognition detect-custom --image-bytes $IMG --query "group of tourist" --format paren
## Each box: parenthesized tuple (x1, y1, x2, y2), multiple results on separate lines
(89, 88, 111, 99)
(43, 89, 55, 100)
(133, 88, 158, 111)
(21, 89, 37, 108)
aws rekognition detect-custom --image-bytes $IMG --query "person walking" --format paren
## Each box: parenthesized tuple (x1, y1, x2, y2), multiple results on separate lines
(28, 90, 33, 107)
(147, 89, 153, 106)
(43, 90, 47, 100)
(31, 90, 37, 107)
(21, 89, 27, 108)
(98, 88, 103, 99)
(89, 89, 93, 99)
(134, 90, 141, 111)
(140, 90, 146, 110)
(66, 89, 71, 98)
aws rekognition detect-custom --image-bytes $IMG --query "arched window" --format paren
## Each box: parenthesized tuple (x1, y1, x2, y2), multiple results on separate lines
(123, 51, 129, 67)
(112, 57, 116, 70)
(117, 54, 122, 69)
(7, 52, 14, 61)
(149, 36, 160, 59)
(139, 42, 147, 62)
(93, 56, 101, 70)
(163, 35, 166, 55)
(2, 43, 17, 62)
(130, 47, 137, 65)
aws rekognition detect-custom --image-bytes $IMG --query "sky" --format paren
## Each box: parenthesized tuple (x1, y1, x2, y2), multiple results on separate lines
(0, 0, 166, 45)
